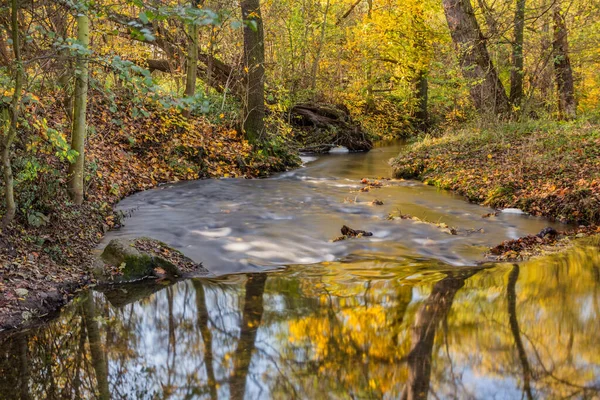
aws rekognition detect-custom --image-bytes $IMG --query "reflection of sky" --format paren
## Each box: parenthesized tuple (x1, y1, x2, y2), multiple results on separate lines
(41, 250, 600, 399)
(457, 369, 523, 400)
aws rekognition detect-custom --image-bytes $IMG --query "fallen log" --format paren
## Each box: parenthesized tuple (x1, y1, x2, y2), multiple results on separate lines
(290, 103, 372, 153)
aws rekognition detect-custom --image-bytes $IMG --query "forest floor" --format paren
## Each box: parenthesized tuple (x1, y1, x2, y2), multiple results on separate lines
(392, 119, 600, 260)
(0, 96, 295, 333)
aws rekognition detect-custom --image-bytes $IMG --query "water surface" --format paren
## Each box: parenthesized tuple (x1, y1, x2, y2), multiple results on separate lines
(1, 247, 599, 399)
(104, 141, 564, 274)
(1, 142, 598, 399)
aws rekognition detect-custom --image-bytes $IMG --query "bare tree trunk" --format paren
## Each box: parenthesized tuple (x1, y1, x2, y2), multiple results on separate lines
(507, 265, 534, 400)
(229, 274, 267, 400)
(400, 272, 473, 400)
(241, 0, 266, 143)
(193, 281, 218, 400)
(68, 13, 90, 205)
(310, 0, 331, 94)
(412, 6, 429, 128)
(552, 4, 576, 120)
(510, 0, 526, 105)
(414, 72, 429, 129)
(17, 335, 32, 400)
(442, 0, 510, 115)
(83, 294, 110, 400)
(183, 0, 200, 118)
(365, 0, 374, 106)
(1, 0, 24, 229)
(539, 8, 553, 109)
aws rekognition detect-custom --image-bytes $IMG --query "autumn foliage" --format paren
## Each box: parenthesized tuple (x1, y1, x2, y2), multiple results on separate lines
(393, 120, 600, 225)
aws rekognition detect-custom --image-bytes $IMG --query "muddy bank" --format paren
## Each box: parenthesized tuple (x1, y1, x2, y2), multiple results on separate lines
(0, 101, 297, 332)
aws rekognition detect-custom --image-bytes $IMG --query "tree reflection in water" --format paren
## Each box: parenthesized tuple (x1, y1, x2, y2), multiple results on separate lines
(1, 245, 600, 399)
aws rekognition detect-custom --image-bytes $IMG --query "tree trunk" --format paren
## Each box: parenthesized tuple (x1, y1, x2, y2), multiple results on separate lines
(1, 0, 24, 229)
(539, 7, 553, 109)
(83, 294, 110, 400)
(412, 7, 429, 128)
(510, 0, 526, 105)
(241, 0, 266, 143)
(68, 13, 90, 205)
(400, 272, 472, 400)
(183, 0, 200, 118)
(507, 265, 534, 400)
(229, 273, 267, 400)
(442, 0, 510, 115)
(193, 280, 218, 400)
(552, 4, 576, 120)
(310, 0, 331, 94)
(414, 71, 429, 129)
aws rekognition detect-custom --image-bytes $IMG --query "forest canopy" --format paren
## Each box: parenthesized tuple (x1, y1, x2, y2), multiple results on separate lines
(2, 0, 600, 349)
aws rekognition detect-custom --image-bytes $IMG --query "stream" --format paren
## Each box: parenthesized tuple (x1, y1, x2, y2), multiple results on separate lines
(1, 141, 599, 399)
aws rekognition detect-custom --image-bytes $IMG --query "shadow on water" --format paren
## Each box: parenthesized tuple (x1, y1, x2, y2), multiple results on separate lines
(1, 243, 599, 399)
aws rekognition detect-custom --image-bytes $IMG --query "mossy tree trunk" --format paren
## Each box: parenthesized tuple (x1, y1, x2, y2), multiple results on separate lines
(552, 3, 576, 120)
(241, 0, 266, 143)
(442, 0, 510, 115)
(1, 0, 24, 229)
(68, 13, 90, 205)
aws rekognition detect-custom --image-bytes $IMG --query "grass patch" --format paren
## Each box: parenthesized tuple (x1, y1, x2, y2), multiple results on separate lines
(392, 119, 600, 224)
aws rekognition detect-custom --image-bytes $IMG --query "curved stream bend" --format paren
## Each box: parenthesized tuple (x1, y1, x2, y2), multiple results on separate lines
(107, 141, 563, 274)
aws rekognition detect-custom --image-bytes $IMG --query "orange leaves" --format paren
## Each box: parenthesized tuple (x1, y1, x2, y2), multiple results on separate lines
(81, 97, 274, 208)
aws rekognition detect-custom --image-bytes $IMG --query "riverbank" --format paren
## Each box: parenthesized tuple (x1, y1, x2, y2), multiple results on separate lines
(0, 98, 296, 332)
(392, 119, 600, 259)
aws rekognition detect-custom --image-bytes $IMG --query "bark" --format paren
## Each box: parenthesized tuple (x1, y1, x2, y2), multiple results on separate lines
(310, 0, 331, 94)
(539, 10, 553, 106)
(17, 335, 31, 400)
(183, 0, 200, 118)
(229, 274, 267, 400)
(68, 14, 90, 205)
(193, 281, 218, 400)
(83, 295, 110, 400)
(241, 0, 266, 143)
(442, 0, 510, 115)
(1, 0, 24, 229)
(414, 71, 429, 128)
(510, 0, 526, 105)
(552, 4, 576, 120)
(507, 265, 534, 400)
(412, 7, 429, 128)
(400, 273, 472, 400)
(335, 0, 363, 25)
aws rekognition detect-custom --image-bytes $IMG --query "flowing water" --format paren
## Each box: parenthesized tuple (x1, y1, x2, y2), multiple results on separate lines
(1, 142, 599, 399)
